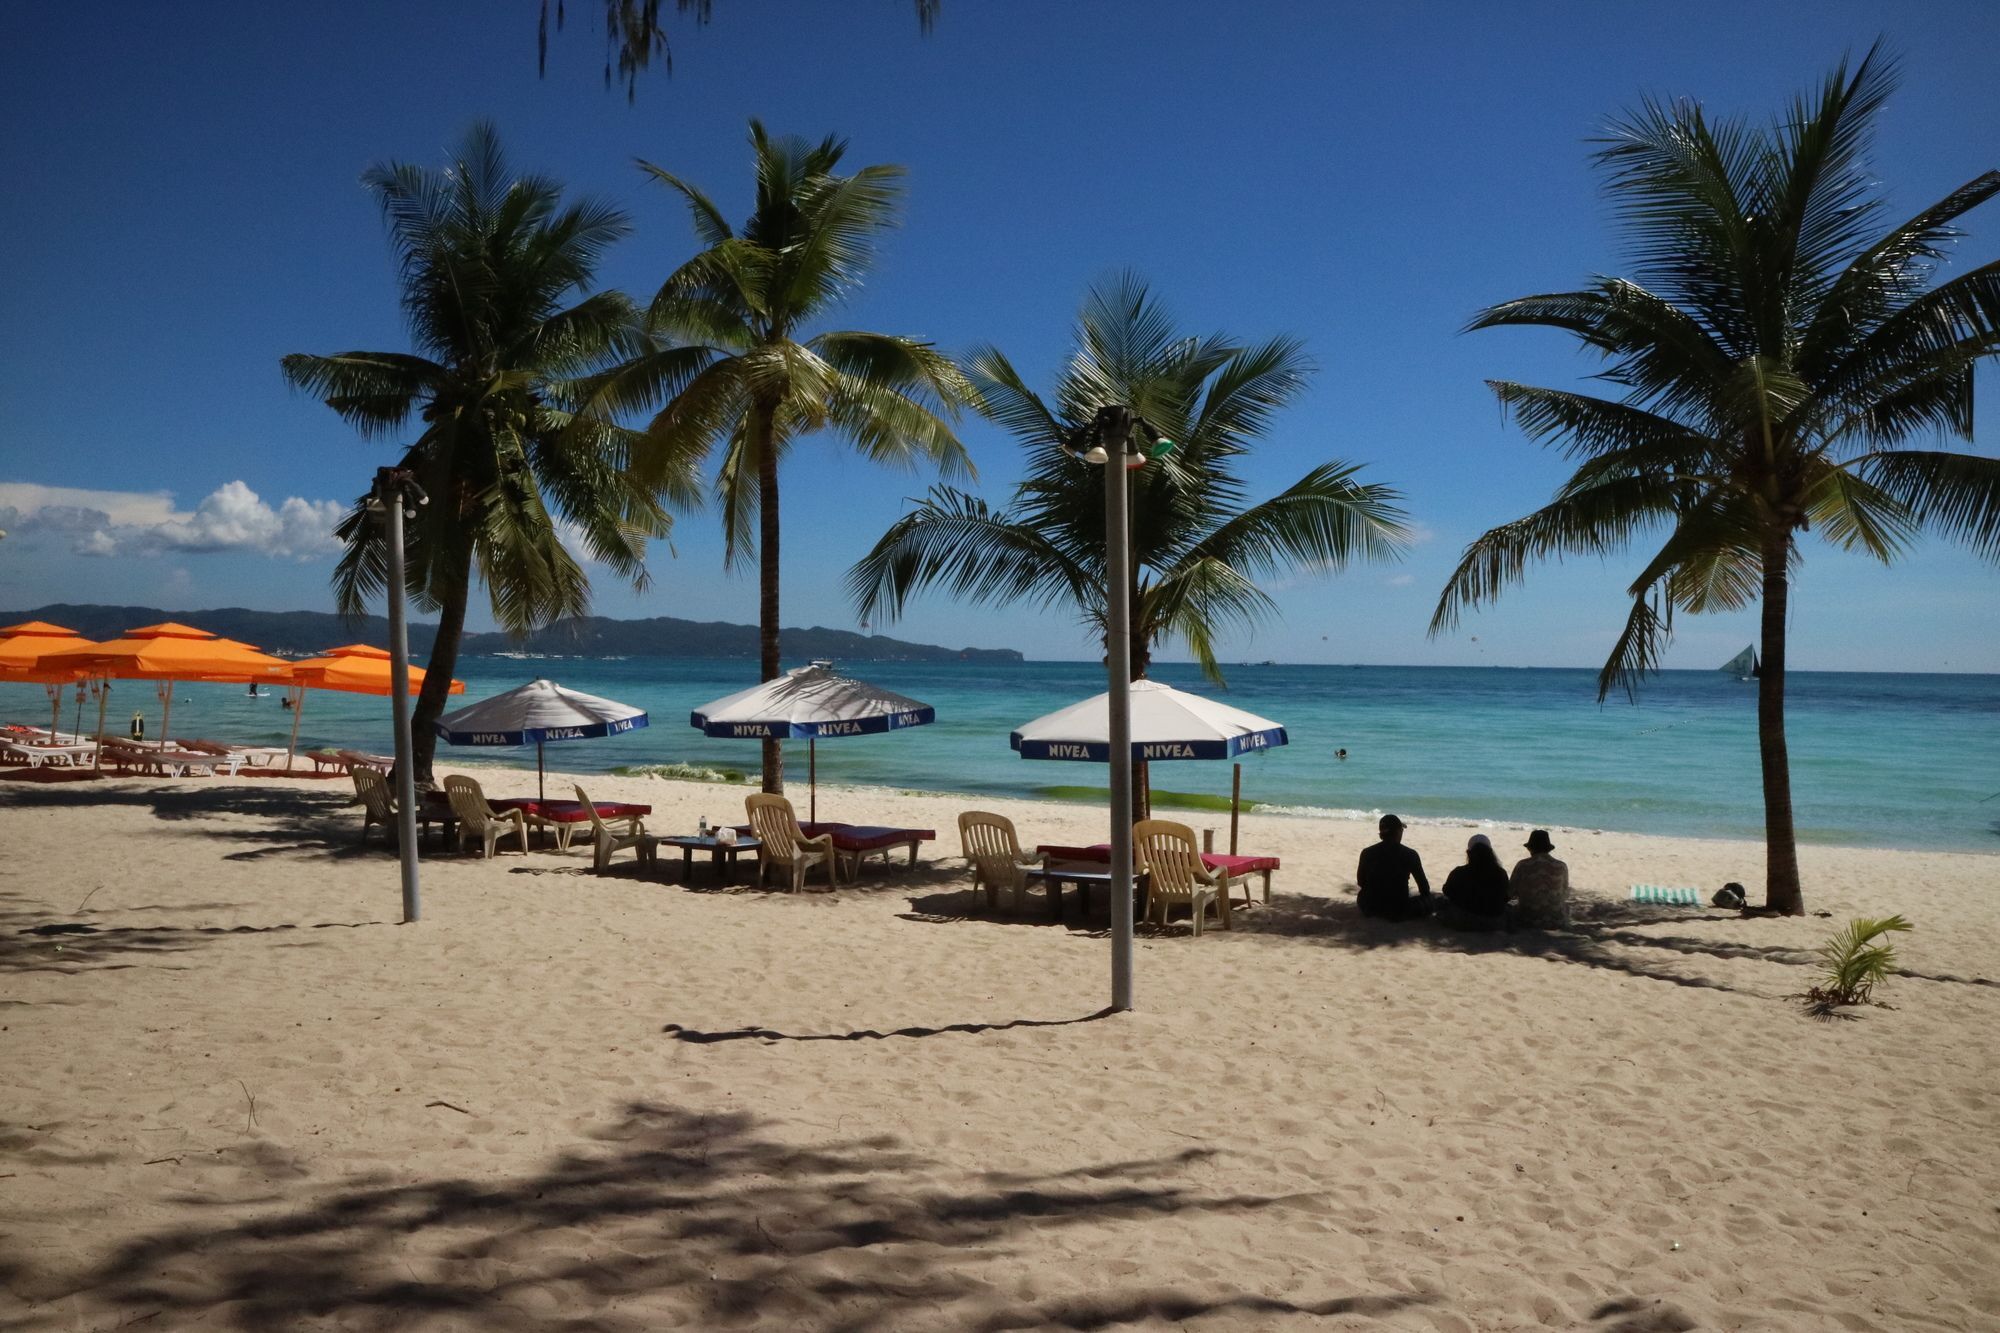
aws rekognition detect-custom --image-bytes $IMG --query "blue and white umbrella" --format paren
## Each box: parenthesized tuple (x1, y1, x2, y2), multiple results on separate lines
(436, 677, 648, 799)
(1010, 679, 1287, 842)
(1010, 679, 1286, 762)
(691, 661, 933, 819)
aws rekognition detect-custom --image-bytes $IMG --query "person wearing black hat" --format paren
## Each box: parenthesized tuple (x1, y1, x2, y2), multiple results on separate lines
(1356, 813, 1431, 920)
(1509, 829, 1571, 928)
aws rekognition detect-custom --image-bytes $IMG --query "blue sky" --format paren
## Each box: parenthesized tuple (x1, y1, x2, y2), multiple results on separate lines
(1, 1, 1995, 672)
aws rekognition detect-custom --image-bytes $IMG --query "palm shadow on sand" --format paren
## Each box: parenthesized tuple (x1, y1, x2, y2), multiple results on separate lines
(3, 1100, 1437, 1332)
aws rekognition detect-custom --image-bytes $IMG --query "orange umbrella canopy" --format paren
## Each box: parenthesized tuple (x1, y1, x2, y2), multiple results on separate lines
(0, 622, 100, 683)
(288, 644, 463, 697)
(39, 622, 290, 683)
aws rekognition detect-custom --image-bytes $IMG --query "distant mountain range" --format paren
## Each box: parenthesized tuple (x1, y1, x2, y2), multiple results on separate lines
(4, 604, 1023, 665)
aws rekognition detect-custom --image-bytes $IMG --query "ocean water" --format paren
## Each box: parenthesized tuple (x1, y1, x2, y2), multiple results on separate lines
(9, 659, 1998, 852)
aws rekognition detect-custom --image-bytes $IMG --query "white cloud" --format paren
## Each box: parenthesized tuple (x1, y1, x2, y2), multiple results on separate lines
(1387, 573, 1415, 587)
(0, 480, 345, 561)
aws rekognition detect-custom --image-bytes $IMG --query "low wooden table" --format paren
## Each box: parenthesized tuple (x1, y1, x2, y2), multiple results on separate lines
(660, 835, 761, 884)
(1023, 866, 1151, 922)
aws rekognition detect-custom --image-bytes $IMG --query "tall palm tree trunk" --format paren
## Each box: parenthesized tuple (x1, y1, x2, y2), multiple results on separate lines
(410, 545, 474, 785)
(754, 401, 784, 794)
(1758, 531, 1804, 915)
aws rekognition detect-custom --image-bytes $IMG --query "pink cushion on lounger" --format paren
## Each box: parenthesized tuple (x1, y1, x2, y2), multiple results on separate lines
(810, 823, 934, 850)
(530, 800, 651, 824)
(1038, 843, 1279, 873)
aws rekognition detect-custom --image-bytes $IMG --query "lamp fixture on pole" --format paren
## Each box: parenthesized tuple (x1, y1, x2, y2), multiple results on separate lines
(1066, 406, 1173, 1012)
(368, 466, 428, 925)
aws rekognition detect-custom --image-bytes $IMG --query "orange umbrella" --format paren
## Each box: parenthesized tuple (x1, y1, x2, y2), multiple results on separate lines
(39, 622, 291, 761)
(279, 645, 464, 769)
(0, 621, 101, 738)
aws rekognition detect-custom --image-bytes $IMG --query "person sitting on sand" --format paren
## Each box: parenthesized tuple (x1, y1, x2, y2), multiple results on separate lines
(1509, 829, 1571, 928)
(1440, 833, 1509, 925)
(1356, 814, 1431, 920)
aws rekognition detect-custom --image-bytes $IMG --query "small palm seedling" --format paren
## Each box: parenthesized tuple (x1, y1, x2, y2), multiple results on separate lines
(1804, 915, 1913, 1014)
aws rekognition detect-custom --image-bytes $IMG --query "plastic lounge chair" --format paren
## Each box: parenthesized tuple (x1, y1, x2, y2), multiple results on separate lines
(957, 811, 1043, 913)
(350, 767, 398, 844)
(745, 793, 839, 893)
(338, 749, 394, 773)
(442, 774, 530, 858)
(307, 750, 351, 773)
(1134, 819, 1228, 936)
(574, 784, 656, 872)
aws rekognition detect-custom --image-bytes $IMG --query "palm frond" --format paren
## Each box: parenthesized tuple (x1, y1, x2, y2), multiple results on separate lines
(1856, 449, 2000, 560)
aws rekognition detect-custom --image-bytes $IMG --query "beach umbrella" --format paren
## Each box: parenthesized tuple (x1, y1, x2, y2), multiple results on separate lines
(435, 678, 648, 800)
(0, 621, 100, 738)
(39, 623, 291, 766)
(1009, 679, 1288, 850)
(280, 645, 465, 770)
(690, 661, 934, 821)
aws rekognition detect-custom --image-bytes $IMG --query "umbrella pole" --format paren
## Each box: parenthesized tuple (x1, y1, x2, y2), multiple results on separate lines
(48, 684, 61, 738)
(285, 685, 306, 770)
(1230, 762, 1241, 855)
(809, 739, 816, 823)
(92, 679, 109, 771)
(73, 682, 84, 737)
(538, 739, 545, 802)
(158, 679, 174, 749)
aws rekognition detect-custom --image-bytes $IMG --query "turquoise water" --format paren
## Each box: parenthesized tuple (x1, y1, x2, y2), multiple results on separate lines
(9, 660, 1998, 852)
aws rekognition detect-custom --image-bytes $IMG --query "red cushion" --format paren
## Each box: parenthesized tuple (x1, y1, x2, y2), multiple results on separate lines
(531, 800, 651, 823)
(1038, 842, 1278, 873)
(819, 824, 935, 851)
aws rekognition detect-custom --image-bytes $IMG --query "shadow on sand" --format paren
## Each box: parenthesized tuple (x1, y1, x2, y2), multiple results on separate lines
(5, 1099, 1436, 1332)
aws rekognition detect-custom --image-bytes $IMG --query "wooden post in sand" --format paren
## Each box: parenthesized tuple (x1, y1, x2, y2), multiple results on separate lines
(1229, 762, 1242, 855)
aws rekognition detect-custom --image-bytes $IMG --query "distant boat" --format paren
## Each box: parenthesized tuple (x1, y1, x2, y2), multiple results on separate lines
(1720, 645, 1760, 680)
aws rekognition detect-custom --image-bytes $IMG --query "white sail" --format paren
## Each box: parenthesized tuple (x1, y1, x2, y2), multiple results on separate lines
(1720, 645, 1757, 676)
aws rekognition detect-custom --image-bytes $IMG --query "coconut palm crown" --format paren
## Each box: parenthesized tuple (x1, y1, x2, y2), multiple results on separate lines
(850, 274, 1410, 684)
(588, 120, 978, 793)
(282, 122, 687, 779)
(1432, 47, 2000, 914)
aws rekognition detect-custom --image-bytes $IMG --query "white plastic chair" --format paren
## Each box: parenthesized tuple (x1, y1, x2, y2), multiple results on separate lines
(957, 811, 1042, 913)
(745, 793, 838, 893)
(443, 775, 530, 858)
(1134, 819, 1228, 936)
(574, 784, 655, 872)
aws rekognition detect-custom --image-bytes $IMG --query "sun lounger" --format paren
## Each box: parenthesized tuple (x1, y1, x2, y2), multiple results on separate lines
(305, 749, 351, 773)
(181, 738, 283, 769)
(0, 738, 95, 768)
(802, 821, 935, 874)
(338, 749, 395, 773)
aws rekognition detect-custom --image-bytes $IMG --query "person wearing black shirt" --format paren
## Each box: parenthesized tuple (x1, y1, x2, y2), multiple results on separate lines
(1356, 813, 1431, 919)
(1440, 832, 1510, 926)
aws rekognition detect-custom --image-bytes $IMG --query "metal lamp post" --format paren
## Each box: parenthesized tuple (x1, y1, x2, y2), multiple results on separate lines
(1067, 406, 1173, 1013)
(370, 466, 428, 924)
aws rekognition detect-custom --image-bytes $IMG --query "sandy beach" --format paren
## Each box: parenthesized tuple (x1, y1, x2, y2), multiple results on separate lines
(2, 764, 1996, 1331)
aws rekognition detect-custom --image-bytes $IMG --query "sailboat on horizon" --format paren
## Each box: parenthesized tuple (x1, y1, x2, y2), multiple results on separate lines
(1720, 644, 1760, 681)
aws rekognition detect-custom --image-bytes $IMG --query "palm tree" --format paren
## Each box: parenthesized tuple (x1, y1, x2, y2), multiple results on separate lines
(283, 122, 692, 781)
(538, 1, 941, 101)
(590, 120, 977, 792)
(850, 274, 1410, 815)
(1432, 47, 2000, 915)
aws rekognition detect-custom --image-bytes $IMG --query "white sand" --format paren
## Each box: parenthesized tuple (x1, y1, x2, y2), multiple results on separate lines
(2, 764, 1996, 1331)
